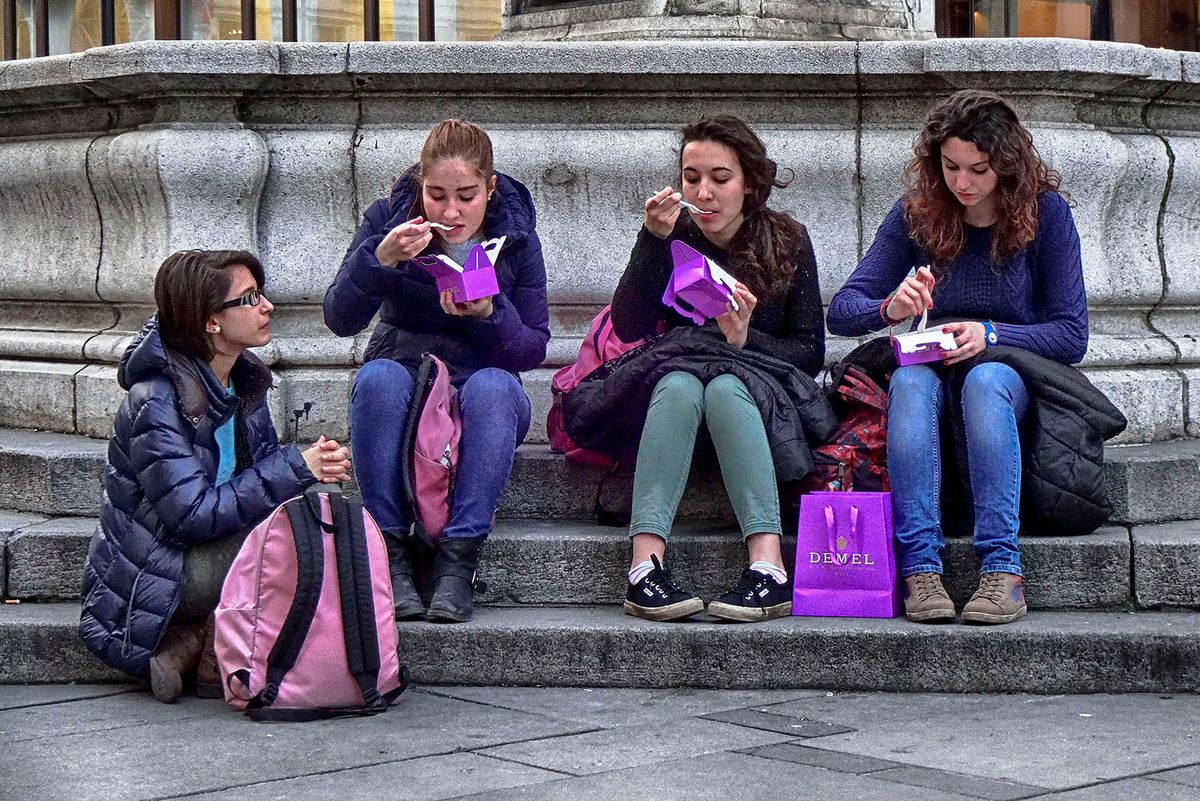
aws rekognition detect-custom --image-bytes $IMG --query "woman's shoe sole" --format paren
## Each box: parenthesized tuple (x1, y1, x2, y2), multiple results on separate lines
(623, 598, 705, 622)
(961, 606, 1027, 625)
(905, 608, 957, 623)
(705, 600, 792, 623)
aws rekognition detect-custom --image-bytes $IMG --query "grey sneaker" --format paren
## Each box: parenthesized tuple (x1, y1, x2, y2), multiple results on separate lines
(962, 572, 1027, 625)
(903, 572, 956, 623)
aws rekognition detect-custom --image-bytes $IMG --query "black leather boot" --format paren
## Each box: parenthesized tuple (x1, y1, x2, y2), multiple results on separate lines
(385, 534, 425, 620)
(426, 537, 483, 623)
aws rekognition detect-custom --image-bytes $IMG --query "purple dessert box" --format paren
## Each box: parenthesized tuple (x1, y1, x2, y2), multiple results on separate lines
(415, 236, 504, 303)
(663, 240, 738, 325)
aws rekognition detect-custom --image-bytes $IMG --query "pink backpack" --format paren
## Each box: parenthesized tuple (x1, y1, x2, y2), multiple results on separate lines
(547, 306, 646, 467)
(215, 487, 408, 721)
(401, 353, 462, 547)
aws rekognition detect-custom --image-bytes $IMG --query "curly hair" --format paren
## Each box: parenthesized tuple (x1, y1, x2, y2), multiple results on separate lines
(679, 115, 805, 302)
(902, 90, 1062, 271)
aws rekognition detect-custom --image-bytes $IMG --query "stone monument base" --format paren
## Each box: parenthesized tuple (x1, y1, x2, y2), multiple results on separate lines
(500, 0, 935, 41)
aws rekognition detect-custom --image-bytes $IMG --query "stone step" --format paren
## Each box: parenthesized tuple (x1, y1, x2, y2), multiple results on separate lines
(3, 603, 1197, 693)
(2, 427, 1200, 525)
(7, 513, 1199, 612)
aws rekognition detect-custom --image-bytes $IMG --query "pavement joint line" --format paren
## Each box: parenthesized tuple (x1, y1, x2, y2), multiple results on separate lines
(733, 741, 906, 774)
(471, 749, 581, 778)
(2, 703, 230, 746)
(0, 686, 136, 712)
(867, 765, 1045, 800)
(993, 759, 1200, 800)
(146, 746, 472, 801)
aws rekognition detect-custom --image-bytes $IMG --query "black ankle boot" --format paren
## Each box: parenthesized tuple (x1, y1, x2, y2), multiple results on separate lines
(385, 534, 425, 620)
(427, 537, 483, 623)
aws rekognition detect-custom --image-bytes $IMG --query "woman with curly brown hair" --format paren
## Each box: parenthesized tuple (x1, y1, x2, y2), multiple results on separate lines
(827, 90, 1088, 625)
(610, 114, 826, 623)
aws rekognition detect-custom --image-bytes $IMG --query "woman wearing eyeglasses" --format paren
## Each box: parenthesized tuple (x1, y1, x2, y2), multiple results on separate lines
(80, 250, 351, 702)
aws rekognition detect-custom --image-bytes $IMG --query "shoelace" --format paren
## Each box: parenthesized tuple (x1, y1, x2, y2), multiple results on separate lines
(973, 573, 1010, 604)
(730, 569, 774, 610)
(646, 566, 686, 599)
(910, 573, 947, 603)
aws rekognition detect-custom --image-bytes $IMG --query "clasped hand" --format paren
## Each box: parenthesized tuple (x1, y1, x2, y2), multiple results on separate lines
(302, 435, 351, 484)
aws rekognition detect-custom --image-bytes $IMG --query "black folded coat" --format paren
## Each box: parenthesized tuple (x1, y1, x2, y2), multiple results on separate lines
(561, 326, 839, 484)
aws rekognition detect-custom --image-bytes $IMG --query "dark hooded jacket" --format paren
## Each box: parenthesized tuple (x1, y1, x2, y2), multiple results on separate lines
(562, 326, 838, 483)
(841, 337, 1127, 536)
(323, 169, 550, 379)
(79, 318, 316, 678)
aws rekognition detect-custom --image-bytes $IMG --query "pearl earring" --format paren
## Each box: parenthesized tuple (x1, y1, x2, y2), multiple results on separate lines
(211, 325, 221, 333)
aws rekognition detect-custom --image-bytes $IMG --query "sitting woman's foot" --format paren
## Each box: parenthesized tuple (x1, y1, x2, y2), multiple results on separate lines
(624, 554, 704, 622)
(426, 537, 484, 623)
(706, 563, 791, 623)
(903, 572, 957, 623)
(961, 572, 1026, 625)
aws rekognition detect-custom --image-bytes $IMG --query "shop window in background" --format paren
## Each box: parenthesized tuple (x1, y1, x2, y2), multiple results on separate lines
(297, 0, 362, 41)
(181, 0, 241, 40)
(7, 0, 34, 58)
(1112, 1, 1200, 51)
(62, 0, 153, 53)
(437, 0, 501, 41)
(968, 0, 1091, 38)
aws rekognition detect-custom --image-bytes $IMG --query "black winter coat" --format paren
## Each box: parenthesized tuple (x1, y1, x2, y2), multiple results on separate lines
(946, 346, 1127, 536)
(79, 318, 316, 678)
(562, 327, 838, 483)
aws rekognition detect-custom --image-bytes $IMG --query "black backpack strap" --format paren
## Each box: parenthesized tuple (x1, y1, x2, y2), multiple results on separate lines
(244, 665, 410, 723)
(329, 491, 389, 713)
(400, 354, 437, 547)
(246, 494, 326, 713)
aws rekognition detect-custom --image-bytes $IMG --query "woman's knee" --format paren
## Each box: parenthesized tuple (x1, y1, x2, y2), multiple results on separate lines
(351, 360, 415, 408)
(460, 368, 529, 419)
(650, 371, 705, 414)
(704, 374, 751, 404)
(961, 362, 1024, 406)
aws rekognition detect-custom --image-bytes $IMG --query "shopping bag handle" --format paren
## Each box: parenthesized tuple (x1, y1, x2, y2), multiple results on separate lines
(824, 504, 860, 553)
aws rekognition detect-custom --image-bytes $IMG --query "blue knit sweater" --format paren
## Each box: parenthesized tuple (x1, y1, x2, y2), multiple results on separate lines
(827, 191, 1088, 365)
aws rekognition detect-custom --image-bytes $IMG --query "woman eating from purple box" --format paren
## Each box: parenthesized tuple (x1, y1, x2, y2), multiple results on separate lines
(579, 114, 831, 624)
(826, 90, 1094, 625)
(324, 119, 549, 624)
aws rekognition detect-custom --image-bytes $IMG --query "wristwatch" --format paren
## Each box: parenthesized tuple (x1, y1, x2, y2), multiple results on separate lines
(981, 321, 998, 347)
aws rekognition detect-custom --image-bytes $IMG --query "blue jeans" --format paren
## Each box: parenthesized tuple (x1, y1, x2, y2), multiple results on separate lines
(887, 362, 1030, 577)
(348, 359, 531, 540)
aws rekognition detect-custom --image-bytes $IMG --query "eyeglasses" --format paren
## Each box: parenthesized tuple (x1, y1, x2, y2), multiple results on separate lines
(219, 289, 263, 310)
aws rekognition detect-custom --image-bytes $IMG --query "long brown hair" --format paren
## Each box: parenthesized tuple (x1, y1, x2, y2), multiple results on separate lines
(679, 115, 805, 302)
(903, 90, 1061, 270)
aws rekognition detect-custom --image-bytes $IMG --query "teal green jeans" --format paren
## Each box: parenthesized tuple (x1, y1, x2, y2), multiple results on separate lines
(630, 371, 781, 540)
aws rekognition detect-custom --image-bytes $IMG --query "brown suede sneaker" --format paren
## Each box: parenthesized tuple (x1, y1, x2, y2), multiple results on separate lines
(903, 572, 956, 623)
(962, 572, 1027, 625)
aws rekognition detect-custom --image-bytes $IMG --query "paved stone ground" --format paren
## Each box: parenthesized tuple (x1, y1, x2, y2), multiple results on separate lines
(1, 685, 1197, 800)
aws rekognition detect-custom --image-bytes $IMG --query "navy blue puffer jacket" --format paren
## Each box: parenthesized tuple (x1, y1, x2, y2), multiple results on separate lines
(79, 318, 315, 678)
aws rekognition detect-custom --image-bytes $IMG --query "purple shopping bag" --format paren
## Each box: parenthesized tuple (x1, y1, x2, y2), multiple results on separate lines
(415, 235, 504, 303)
(792, 491, 901, 618)
(662, 241, 739, 324)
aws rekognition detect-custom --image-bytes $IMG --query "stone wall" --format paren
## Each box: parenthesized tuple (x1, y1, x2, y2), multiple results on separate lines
(0, 38, 1197, 445)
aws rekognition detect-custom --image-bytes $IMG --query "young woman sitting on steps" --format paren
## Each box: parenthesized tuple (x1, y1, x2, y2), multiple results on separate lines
(80, 250, 350, 702)
(324, 119, 549, 624)
(608, 114, 828, 624)
(827, 90, 1090, 625)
